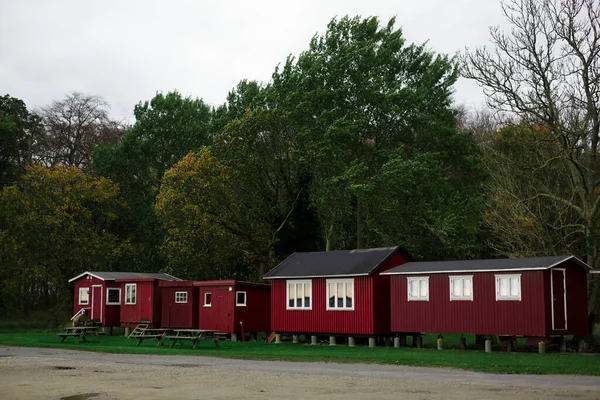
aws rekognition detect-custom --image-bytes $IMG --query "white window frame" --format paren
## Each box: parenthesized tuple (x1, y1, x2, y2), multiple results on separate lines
(79, 287, 90, 305)
(286, 280, 312, 310)
(495, 274, 521, 301)
(175, 291, 188, 303)
(449, 275, 473, 301)
(326, 279, 355, 311)
(236, 291, 247, 306)
(407, 277, 429, 301)
(204, 292, 212, 307)
(106, 288, 121, 305)
(125, 283, 137, 305)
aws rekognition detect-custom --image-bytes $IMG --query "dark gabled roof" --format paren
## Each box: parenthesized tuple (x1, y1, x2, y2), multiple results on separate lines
(69, 271, 181, 283)
(263, 246, 403, 279)
(382, 255, 591, 276)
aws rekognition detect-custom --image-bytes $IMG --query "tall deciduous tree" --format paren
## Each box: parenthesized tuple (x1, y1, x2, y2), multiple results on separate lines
(462, 0, 600, 309)
(0, 95, 43, 187)
(271, 16, 484, 258)
(38, 92, 123, 170)
(92, 91, 213, 270)
(0, 165, 129, 314)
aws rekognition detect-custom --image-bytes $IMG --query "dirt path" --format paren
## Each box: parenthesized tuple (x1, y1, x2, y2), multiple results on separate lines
(1, 346, 599, 399)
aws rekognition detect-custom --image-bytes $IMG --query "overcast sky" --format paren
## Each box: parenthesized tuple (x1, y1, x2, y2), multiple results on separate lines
(0, 0, 505, 122)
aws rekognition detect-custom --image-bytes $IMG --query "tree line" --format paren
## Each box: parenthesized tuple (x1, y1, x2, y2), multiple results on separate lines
(1, 1, 598, 317)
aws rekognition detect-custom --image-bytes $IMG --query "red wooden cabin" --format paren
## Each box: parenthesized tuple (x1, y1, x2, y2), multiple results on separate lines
(116, 274, 181, 328)
(159, 280, 199, 329)
(193, 280, 271, 338)
(263, 247, 412, 339)
(69, 271, 179, 327)
(383, 255, 591, 338)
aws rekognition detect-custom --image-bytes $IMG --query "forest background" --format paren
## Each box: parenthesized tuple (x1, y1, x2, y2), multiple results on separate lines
(1, 0, 598, 320)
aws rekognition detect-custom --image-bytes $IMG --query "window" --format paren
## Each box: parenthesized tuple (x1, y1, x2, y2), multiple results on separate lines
(79, 288, 89, 305)
(204, 292, 212, 307)
(236, 291, 246, 306)
(326, 279, 354, 310)
(449, 276, 473, 301)
(496, 274, 521, 301)
(106, 288, 121, 305)
(175, 291, 188, 303)
(407, 277, 429, 301)
(125, 283, 136, 304)
(287, 280, 312, 310)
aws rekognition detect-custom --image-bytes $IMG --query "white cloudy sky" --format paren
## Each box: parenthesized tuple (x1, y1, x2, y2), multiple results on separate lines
(0, 0, 505, 122)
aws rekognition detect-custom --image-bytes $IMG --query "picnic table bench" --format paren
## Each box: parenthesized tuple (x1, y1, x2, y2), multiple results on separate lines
(163, 329, 221, 350)
(57, 326, 104, 343)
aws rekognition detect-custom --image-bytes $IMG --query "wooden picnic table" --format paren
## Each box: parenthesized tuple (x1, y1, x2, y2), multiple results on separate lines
(130, 328, 174, 347)
(163, 329, 221, 350)
(57, 326, 104, 344)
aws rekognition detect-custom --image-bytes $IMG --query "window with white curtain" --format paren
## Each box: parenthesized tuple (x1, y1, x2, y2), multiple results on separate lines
(407, 277, 429, 301)
(449, 276, 473, 301)
(326, 279, 354, 310)
(495, 274, 521, 300)
(287, 280, 312, 310)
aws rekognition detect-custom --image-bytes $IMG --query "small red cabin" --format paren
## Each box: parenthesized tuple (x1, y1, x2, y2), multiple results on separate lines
(264, 247, 412, 337)
(383, 255, 591, 338)
(116, 274, 181, 328)
(69, 271, 179, 327)
(193, 280, 271, 338)
(159, 281, 199, 329)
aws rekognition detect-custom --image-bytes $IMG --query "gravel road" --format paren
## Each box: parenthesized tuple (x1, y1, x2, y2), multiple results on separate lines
(1, 346, 599, 399)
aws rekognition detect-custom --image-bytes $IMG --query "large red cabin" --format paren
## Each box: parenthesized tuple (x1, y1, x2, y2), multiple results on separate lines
(159, 280, 199, 329)
(383, 255, 591, 338)
(264, 247, 412, 337)
(69, 271, 179, 327)
(193, 280, 271, 338)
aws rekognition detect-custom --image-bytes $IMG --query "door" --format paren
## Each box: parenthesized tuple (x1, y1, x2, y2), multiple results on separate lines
(215, 288, 231, 333)
(91, 285, 102, 322)
(551, 269, 567, 330)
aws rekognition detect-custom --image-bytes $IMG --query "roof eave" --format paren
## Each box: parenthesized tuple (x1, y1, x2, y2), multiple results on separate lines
(68, 271, 107, 283)
(264, 273, 370, 279)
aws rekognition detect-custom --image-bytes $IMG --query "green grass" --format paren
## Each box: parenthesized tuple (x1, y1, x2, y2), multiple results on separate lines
(0, 331, 598, 375)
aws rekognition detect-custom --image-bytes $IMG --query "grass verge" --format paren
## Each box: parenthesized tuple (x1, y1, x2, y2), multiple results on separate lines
(0, 332, 598, 375)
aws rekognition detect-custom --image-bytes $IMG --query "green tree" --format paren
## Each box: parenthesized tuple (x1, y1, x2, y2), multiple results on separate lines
(156, 149, 271, 280)
(271, 16, 484, 258)
(0, 165, 129, 315)
(462, 0, 600, 309)
(92, 91, 213, 270)
(0, 95, 43, 187)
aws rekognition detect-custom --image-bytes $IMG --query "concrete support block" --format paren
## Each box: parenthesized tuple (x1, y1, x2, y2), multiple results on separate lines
(506, 339, 513, 353)
(292, 335, 299, 344)
(231, 333, 238, 342)
(124, 327, 130, 337)
(437, 338, 443, 350)
(368, 337, 376, 348)
(560, 337, 566, 353)
(329, 336, 337, 346)
(485, 339, 492, 353)
(538, 341, 546, 354)
(275, 333, 282, 344)
(415, 335, 423, 349)
(459, 337, 467, 351)
(393, 336, 400, 348)
(385, 337, 391, 347)
(399, 335, 406, 346)
(348, 337, 355, 347)
(311, 335, 318, 345)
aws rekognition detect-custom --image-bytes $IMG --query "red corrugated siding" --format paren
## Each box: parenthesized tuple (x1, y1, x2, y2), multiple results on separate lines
(160, 286, 198, 329)
(270, 251, 411, 335)
(390, 270, 548, 336)
(198, 286, 234, 333)
(544, 263, 590, 335)
(103, 282, 121, 326)
(233, 284, 271, 333)
(120, 281, 161, 327)
(72, 276, 124, 327)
